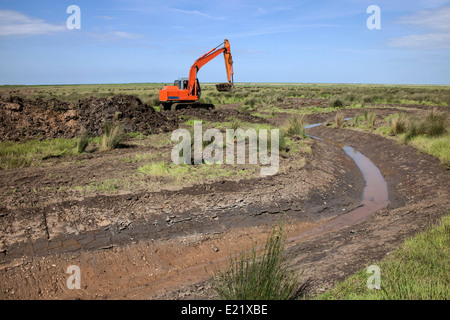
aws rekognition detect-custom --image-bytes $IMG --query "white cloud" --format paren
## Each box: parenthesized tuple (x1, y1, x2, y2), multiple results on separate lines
(397, 5, 450, 31)
(0, 10, 65, 36)
(111, 31, 142, 39)
(168, 7, 225, 21)
(87, 31, 144, 42)
(388, 5, 450, 49)
(95, 15, 115, 20)
(388, 33, 450, 49)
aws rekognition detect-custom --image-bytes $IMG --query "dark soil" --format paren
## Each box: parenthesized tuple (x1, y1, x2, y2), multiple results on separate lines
(0, 95, 178, 141)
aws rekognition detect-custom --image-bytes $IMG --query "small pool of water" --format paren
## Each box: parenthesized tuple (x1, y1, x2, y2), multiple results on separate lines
(288, 123, 389, 242)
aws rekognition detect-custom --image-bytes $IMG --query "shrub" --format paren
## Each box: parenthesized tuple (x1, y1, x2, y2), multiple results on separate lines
(244, 96, 256, 108)
(424, 109, 446, 137)
(285, 114, 306, 138)
(278, 129, 287, 152)
(210, 223, 308, 300)
(362, 95, 373, 104)
(367, 111, 377, 129)
(230, 118, 242, 131)
(237, 104, 252, 113)
(403, 110, 447, 143)
(151, 96, 160, 107)
(390, 114, 407, 135)
(101, 122, 125, 151)
(353, 115, 361, 127)
(335, 113, 344, 128)
(76, 132, 90, 154)
(403, 120, 421, 143)
(329, 96, 344, 108)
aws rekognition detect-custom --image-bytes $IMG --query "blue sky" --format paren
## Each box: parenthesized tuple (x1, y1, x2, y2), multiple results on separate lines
(1, 0, 450, 85)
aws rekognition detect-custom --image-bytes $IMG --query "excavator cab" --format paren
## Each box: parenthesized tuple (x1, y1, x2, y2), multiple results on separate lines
(174, 78, 189, 90)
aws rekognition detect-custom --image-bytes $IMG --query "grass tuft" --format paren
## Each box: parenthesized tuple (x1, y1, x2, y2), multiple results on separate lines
(210, 223, 309, 300)
(329, 96, 344, 108)
(76, 131, 90, 154)
(335, 113, 344, 128)
(101, 122, 125, 151)
(285, 114, 307, 138)
(390, 113, 407, 135)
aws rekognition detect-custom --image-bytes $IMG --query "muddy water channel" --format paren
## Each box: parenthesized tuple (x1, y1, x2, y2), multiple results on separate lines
(289, 123, 389, 243)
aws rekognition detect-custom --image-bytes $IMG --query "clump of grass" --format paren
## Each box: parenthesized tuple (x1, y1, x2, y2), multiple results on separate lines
(244, 96, 257, 108)
(367, 111, 377, 129)
(101, 122, 125, 151)
(404, 120, 422, 143)
(151, 96, 160, 107)
(0, 138, 76, 169)
(409, 133, 450, 167)
(137, 161, 170, 176)
(230, 118, 242, 131)
(352, 115, 361, 127)
(278, 129, 287, 152)
(335, 113, 344, 128)
(237, 104, 253, 113)
(285, 114, 307, 138)
(73, 178, 125, 195)
(424, 109, 446, 136)
(329, 96, 344, 108)
(210, 223, 308, 300)
(76, 131, 90, 154)
(390, 113, 407, 135)
(403, 109, 447, 143)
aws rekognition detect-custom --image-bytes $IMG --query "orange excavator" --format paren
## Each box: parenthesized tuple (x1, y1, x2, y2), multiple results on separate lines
(159, 39, 234, 111)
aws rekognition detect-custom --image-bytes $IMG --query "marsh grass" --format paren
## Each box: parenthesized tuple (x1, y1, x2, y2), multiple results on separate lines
(285, 114, 307, 138)
(73, 178, 126, 194)
(390, 113, 407, 135)
(403, 109, 447, 143)
(210, 223, 308, 300)
(316, 214, 450, 300)
(101, 122, 125, 151)
(335, 113, 344, 128)
(367, 111, 377, 129)
(0, 138, 76, 169)
(329, 96, 344, 108)
(76, 132, 90, 154)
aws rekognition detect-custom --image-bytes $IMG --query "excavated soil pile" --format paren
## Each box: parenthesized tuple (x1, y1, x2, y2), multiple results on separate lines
(0, 95, 178, 141)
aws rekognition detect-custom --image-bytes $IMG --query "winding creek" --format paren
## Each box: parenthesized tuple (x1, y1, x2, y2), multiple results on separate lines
(288, 122, 389, 243)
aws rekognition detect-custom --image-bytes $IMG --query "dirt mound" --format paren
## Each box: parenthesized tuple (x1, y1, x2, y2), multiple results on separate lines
(0, 96, 72, 141)
(75, 95, 177, 136)
(0, 95, 178, 141)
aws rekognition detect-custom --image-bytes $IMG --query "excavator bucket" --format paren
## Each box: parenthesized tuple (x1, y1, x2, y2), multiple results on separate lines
(216, 83, 234, 92)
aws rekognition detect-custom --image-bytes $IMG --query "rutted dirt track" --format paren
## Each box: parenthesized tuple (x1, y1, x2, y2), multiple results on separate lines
(0, 97, 449, 299)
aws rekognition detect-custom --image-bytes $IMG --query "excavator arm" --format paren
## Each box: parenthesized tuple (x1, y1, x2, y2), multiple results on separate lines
(187, 39, 234, 95)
